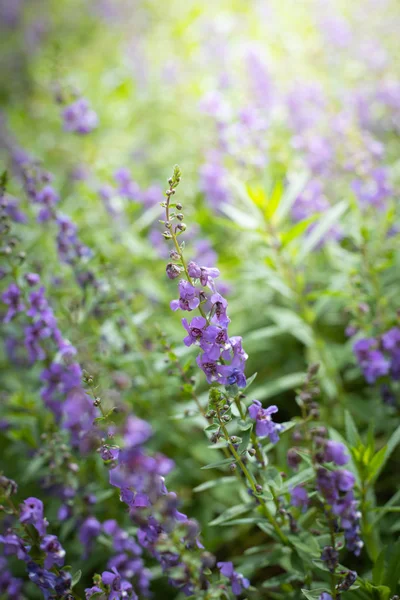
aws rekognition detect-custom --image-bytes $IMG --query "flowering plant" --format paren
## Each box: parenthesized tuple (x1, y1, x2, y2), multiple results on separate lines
(1, 1, 400, 599)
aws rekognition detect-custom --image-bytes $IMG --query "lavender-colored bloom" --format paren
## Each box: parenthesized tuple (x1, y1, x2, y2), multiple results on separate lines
(0, 531, 29, 560)
(27, 286, 49, 317)
(323, 441, 349, 466)
(382, 327, 400, 351)
(187, 261, 220, 288)
(27, 563, 58, 599)
(248, 401, 282, 442)
(170, 280, 200, 312)
(62, 98, 98, 134)
(209, 292, 230, 327)
(102, 567, 136, 600)
(1, 283, 25, 323)
(0, 557, 23, 597)
(124, 416, 152, 447)
(85, 586, 103, 599)
(40, 534, 66, 569)
(290, 485, 309, 511)
(24, 272, 40, 286)
(319, 594, 333, 600)
(19, 497, 48, 536)
(79, 517, 102, 556)
(352, 168, 392, 209)
(182, 316, 207, 347)
(196, 351, 220, 384)
(217, 561, 250, 596)
(114, 168, 141, 201)
(353, 338, 390, 383)
(199, 156, 230, 210)
(335, 469, 356, 492)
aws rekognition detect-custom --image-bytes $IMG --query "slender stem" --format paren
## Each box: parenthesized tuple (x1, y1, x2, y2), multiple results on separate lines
(216, 407, 291, 546)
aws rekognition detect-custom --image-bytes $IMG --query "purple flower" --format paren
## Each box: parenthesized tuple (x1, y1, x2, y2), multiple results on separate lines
(114, 168, 141, 201)
(381, 327, 400, 351)
(85, 586, 103, 599)
(217, 561, 250, 596)
(123, 416, 152, 447)
(290, 486, 309, 511)
(187, 261, 220, 289)
(27, 286, 49, 317)
(335, 469, 355, 492)
(170, 280, 200, 312)
(248, 401, 282, 442)
(0, 531, 29, 560)
(62, 98, 98, 134)
(79, 517, 102, 556)
(352, 167, 392, 209)
(166, 263, 182, 279)
(24, 273, 40, 287)
(2, 284, 25, 323)
(196, 351, 220, 384)
(353, 338, 390, 383)
(101, 567, 136, 600)
(0, 557, 23, 597)
(182, 316, 207, 347)
(319, 594, 333, 600)
(323, 441, 349, 466)
(19, 497, 48, 536)
(40, 535, 66, 569)
(209, 292, 230, 327)
(321, 546, 339, 572)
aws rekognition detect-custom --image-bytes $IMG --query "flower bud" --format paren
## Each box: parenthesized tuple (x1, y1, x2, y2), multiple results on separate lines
(166, 263, 182, 280)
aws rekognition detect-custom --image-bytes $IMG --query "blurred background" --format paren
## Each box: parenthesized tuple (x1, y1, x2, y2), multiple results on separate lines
(1, 0, 400, 596)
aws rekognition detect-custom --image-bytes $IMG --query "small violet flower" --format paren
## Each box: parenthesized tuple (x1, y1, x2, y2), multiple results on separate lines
(217, 561, 250, 596)
(248, 401, 282, 443)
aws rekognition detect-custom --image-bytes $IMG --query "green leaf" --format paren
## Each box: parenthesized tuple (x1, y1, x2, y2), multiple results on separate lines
(238, 424, 253, 454)
(268, 307, 313, 346)
(372, 424, 400, 482)
(209, 503, 250, 526)
(71, 570, 82, 588)
(296, 200, 348, 261)
(345, 410, 361, 447)
(281, 468, 314, 493)
(280, 214, 319, 246)
(301, 589, 328, 600)
(201, 457, 237, 470)
(367, 446, 388, 484)
(193, 477, 236, 493)
(251, 372, 307, 402)
(244, 372, 258, 390)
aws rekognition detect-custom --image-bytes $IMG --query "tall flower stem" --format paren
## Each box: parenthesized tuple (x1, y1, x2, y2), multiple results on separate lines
(215, 407, 291, 547)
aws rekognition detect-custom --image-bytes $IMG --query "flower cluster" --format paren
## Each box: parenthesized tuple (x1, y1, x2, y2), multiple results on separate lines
(164, 167, 248, 388)
(1, 274, 96, 449)
(353, 326, 400, 384)
(97, 414, 212, 597)
(0, 497, 71, 599)
(62, 97, 98, 134)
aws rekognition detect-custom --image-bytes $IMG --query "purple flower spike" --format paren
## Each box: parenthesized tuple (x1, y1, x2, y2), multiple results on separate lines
(2, 284, 25, 323)
(62, 98, 98, 135)
(290, 485, 309, 511)
(323, 441, 349, 466)
(217, 561, 250, 596)
(248, 401, 282, 442)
